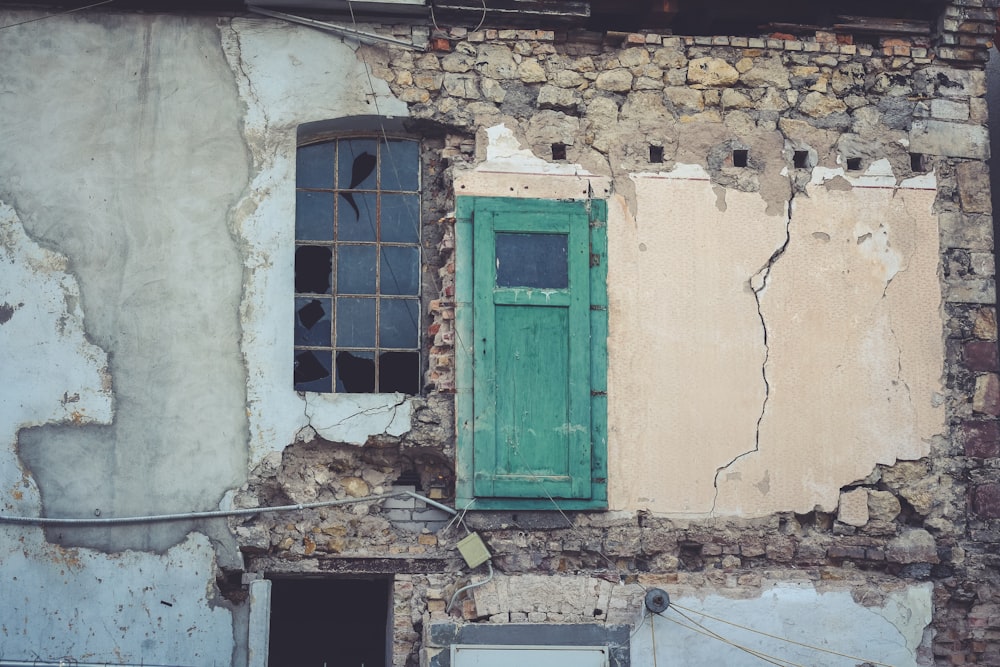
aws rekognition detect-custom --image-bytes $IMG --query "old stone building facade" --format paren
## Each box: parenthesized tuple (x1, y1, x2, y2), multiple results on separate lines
(1, 0, 998, 665)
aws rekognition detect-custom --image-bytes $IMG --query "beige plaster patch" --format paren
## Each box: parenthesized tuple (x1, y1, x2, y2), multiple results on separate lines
(607, 169, 944, 516)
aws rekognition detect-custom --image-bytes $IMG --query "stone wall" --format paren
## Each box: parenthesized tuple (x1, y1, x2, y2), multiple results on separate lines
(233, 6, 1000, 665)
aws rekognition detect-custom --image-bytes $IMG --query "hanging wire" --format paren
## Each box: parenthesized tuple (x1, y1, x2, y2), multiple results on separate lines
(0, 0, 114, 31)
(303, 13, 905, 667)
(660, 611, 799, 667)
(669, 601, 900, 667)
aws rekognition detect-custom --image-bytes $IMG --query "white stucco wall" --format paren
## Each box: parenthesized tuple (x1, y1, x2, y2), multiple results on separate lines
(0, 11, 416, 664)
(631, 583, 932, 667)
(0, 203, 234, 665)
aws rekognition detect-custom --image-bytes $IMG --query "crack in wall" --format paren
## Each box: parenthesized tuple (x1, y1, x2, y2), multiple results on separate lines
(297, 393, 410, 443)
(710, 190, 794, 515)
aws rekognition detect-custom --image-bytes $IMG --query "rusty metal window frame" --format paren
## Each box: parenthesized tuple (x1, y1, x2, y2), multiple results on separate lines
(293, 134, 422, 394)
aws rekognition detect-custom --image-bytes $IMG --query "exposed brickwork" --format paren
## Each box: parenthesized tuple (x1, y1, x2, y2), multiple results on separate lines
(232, 1, 1000, 664)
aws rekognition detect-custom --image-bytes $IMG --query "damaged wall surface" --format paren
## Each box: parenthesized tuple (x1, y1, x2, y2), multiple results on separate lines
(0, 1, 997, 666)
(612, 165, 944, 517)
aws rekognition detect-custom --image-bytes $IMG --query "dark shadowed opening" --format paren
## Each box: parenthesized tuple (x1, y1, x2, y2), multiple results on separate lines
(268, 578, 390, 667)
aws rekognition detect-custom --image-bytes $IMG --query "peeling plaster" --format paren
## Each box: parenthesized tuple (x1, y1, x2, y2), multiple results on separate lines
(0, 202, 113, 515)
(632, 583, 932, 667)
(607, 163, 944, 516)
(713, 171, 944, 516)
(0, 202, 232, 665)
(220, 18, 416, 466)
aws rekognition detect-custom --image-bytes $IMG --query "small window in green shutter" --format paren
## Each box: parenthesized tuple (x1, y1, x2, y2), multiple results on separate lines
(456, 197, 608, 510)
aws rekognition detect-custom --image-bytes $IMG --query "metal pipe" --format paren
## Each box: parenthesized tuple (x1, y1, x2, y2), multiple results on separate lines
(0, 491, 410, 526)
(247, 6, 424, 50)
(405, 490, 458, 515)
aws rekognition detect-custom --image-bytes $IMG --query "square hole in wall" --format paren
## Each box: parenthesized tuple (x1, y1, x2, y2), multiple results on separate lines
(910, 153, 927, 172)
(551, 143, 567, 161)
(846, 157, 862, 171)
(732, 149, 748, 167)
(268, 578, 390, 667)
(649, 145, 664, 163)
(793, 150, 809, 169)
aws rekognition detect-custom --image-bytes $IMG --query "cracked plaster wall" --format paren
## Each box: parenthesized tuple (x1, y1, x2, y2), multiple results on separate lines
(0, 11, 417, 665)
(1, 12, 249, 553)
(631, 583, 932, 666)
(219, 17, 416, 465)
(0, 203, 235, 665)
(461, 131, 945, 518)
(610, 163, 944, 517)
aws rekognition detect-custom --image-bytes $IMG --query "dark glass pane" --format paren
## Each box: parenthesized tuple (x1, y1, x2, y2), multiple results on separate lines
(337, 192, 377, 242)
(336, 350, 375, 392)
(379, 351, 419, 394)
(294, 349, 332, 392)
(294, 297, 331, 346)
(380, 246, 420, 296)
(495, 232, 568, 289)
(295, 245, 332, 294)
(338, 139, 378, 190)
(336, 297, 376, 347)
(380, 298, 418, 348)
(297, 142, 335, 189)
(337, 245, 377, 294)
(381, 194, 419, 243)
(296, 191, 334, 241)
(380, 140, 419, 191)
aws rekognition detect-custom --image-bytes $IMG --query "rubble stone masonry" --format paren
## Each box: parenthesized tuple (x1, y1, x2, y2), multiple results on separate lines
(233, 2, 1000, 664)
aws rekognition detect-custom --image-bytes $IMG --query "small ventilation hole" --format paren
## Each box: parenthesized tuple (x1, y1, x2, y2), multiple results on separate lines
(910, 153, 926, 172)
(793, 151, 809, 169)
(649, 145, 664, 163)
(846, 157, 862, 171)
(733, 149, 748, 167)
(551, 143, 567, 160)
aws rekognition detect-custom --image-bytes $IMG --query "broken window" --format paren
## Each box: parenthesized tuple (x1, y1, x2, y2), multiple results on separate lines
(294, 137, 421, 394)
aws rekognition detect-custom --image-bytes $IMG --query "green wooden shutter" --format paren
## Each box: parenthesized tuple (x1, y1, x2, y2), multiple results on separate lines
(471, 199, 592, 499)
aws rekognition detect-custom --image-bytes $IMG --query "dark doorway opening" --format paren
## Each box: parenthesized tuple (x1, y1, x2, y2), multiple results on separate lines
(268, 577, 390, 667)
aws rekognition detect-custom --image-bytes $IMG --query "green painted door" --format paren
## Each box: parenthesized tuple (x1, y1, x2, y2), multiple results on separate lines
(472, 199, 592, 499)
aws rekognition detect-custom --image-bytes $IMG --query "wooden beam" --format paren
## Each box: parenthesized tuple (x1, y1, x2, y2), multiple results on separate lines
(834, 15, 932, 36)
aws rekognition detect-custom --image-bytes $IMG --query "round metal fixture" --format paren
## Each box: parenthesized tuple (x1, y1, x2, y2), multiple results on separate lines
(644, 588, 670, 613)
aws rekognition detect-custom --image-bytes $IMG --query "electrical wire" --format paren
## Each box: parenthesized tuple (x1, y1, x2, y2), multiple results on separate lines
(669, 601, 900, 667)
(446, 560, 494, 613)
(283, 13, 904, 667)
(0, 0, 113, 31)
(660, 611, 799, 667)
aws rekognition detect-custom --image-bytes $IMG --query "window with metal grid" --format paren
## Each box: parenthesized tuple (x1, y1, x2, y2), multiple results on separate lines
(293, 136, 421, 394)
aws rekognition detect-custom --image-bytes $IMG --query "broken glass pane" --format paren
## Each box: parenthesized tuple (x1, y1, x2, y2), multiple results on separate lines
(336, 297, 376, 347)
(338, 139, 378, 191)
(296, 191, 334, 241)
(380, 246, 419, 296)
(297, 142, 335, 189)
(337, 245, 377, 294)
(379, 351, 419, 394)
(294, 297, 331, 346)
(380, 140, 419, 191)
(337, 192, 377, 241)
(379, 298, 418, 348)
(294, 349, 332, 392)
(295, 245, 333, 294)
(495, 232, 568, 289)
(336, 350, 375, 392)
(381, 194, 419, 243)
